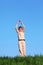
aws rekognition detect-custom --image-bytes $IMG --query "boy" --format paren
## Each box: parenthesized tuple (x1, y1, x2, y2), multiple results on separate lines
(15, 20, 26, 57)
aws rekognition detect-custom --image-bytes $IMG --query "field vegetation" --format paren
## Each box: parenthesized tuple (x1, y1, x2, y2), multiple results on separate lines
(0, 55, 43, 65)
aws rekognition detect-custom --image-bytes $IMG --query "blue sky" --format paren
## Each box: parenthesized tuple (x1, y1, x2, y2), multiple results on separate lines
(0, 0, 43, 57)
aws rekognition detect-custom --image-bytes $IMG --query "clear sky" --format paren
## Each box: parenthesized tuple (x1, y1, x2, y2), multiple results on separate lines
(0, 0, 43, 57)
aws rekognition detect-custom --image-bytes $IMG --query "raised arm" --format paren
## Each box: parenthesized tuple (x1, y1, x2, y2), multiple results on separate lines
(15, 22, 19, 33)
(21, 22, 25, 32)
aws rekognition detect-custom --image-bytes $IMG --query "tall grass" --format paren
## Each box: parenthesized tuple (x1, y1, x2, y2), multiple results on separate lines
(0, 55, 43, 65)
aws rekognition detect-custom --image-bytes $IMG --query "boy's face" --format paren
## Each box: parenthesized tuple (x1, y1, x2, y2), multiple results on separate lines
(19, 28, 23, 32)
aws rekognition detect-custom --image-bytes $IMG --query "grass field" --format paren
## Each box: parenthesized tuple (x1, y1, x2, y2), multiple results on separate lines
(0, 55, 43, 65)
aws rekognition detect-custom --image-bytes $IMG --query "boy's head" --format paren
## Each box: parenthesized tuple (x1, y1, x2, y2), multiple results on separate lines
(18, 26, 23, 32)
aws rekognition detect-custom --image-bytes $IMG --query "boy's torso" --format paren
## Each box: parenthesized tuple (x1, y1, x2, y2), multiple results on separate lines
(18, 32, 25, 39)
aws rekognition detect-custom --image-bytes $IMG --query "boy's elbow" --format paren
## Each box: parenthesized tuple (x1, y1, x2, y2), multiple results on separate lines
(16, 29, 19, 33)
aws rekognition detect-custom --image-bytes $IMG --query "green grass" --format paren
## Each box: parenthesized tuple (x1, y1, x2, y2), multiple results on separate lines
(0, 55, 43, 65)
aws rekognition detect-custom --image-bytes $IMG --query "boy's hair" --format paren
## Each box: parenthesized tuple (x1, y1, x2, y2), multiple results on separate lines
(18, 26, 23, 30)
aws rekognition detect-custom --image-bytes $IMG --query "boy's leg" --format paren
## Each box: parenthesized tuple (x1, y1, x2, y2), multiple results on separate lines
(22, 42, 26, 56)
(18, 41, 23, 56)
